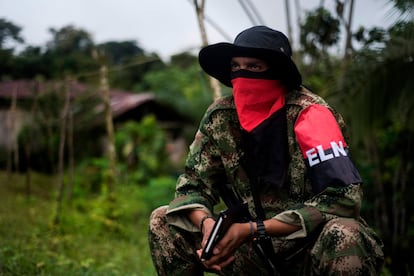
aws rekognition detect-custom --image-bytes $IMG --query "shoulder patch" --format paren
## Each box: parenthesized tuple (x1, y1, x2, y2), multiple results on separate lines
(294, 104, 347, 166)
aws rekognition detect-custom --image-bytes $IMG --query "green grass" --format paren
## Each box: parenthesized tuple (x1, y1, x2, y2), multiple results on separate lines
(0, 171, 165, 275)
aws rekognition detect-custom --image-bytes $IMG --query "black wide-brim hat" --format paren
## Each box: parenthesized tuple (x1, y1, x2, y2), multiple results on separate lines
(199, 25, 302, 89)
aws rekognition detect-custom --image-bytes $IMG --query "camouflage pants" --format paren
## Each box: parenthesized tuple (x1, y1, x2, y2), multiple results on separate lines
(148, 206, 384, 276)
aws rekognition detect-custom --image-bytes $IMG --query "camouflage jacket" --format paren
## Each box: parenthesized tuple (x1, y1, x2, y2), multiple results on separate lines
(167, 87, 362, 239)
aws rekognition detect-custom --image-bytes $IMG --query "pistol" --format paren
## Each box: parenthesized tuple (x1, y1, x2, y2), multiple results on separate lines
(200, 203, 249, 261)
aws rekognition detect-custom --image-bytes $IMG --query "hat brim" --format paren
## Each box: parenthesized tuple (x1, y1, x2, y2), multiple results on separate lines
(199, 42, 301, 88)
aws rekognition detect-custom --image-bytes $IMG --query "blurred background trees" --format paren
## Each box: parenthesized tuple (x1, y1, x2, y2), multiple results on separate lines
(0, 0, 413, 274)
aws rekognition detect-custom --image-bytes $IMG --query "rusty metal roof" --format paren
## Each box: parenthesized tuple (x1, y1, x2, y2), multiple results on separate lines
(0, 80, 156, 118)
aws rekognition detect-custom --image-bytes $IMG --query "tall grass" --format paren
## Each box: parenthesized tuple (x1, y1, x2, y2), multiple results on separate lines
(0, 171, 175, 275)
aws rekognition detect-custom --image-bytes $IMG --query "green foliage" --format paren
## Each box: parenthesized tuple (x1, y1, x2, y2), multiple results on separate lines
(16, 87, 66, 173)
(0, 18, 24, 49)
(0, 171, 173, 275)
(15, 81, 106, 172)
(115, 115, 172, 185)
(68, 158, 111, 196)
(95, 41, 165, 91)
(142, 59, 213, 123)
(1, 3, 413, 274)
(13, 46, 48, 79)
(300, 55, 342, 98)
(336, 21, 414, 141)
(0, 115, 177, 274)
(356, 123, 414, 274)
(97, 41, 144, 65)
(296, 3, 414, 273)
(332, 14, 414, 275)
(170, 52, 198, 68)
(0, 20, 159, 83)
(107, 54, 165, 91)
(297, 6, 343, 97)
(300, 7, 340, 59)
(42, 25, 99, 79)
(139, 176, 176, 211)
(389, 0, 414, 19)
(0, 18, 24, 80)
(47, 25, 94, 55)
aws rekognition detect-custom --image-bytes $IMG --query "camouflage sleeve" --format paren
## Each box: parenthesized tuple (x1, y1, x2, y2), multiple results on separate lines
(274, 184, 362, 238)
(276, 101, 363, 238)
(167, 128, 222, 212)
(166, 99, 233, 231)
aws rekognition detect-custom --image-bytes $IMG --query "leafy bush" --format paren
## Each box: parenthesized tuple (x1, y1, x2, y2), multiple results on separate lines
(115, 116, 172, 185)
(139, 176, 176, 211)
(0, 171, 165, 275)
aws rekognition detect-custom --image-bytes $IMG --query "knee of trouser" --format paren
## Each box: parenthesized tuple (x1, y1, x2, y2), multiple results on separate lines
(149, 205, 169, 232)
(318, 218, 364, 253)
(313, 218, 384, 274)
(322, 217, 360, 238)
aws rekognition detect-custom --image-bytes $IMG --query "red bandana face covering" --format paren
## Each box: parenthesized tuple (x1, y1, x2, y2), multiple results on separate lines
(232, 77, 287, 132)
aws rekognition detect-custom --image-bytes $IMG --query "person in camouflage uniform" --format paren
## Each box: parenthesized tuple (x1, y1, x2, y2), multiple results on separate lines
(148, 26, 384, 275)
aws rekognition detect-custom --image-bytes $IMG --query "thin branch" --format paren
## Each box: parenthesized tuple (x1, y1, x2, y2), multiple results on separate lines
(238, 0, 258, 24)
(187, 0, 232, 41)
(244, 0, 266, 25)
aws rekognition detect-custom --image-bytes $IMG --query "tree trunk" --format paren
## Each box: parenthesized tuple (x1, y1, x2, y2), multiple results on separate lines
(344, 0, 355, 60)
(293, 0, 303, 62)
(285, 0, 293, 48)
(100, 65, 117, 193)
(7, 84, 19, 177)
(24, 81, 41, 198)
(193, 0, 222, 100)
(54, 78, 71, 225)
(67, 97, 75, 200)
